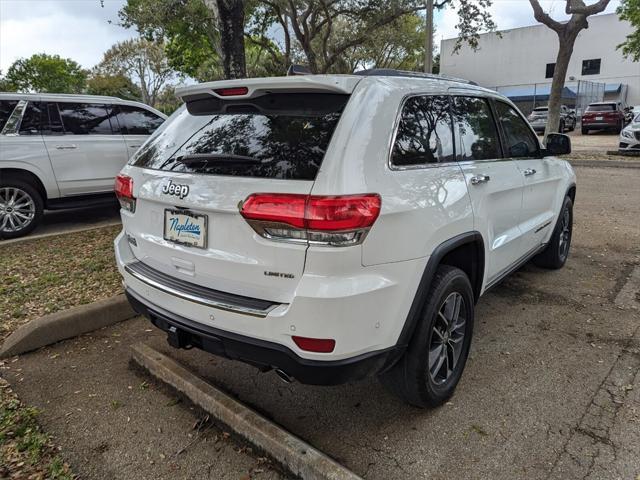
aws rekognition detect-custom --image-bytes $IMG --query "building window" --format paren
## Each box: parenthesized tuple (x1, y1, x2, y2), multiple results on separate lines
(582, 59, 601, 75)
(545, 63, 555, 79)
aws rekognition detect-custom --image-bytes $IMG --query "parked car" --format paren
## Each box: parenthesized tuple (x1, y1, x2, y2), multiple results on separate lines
(619, 112, 640, 151)
(581, 101, 625, 134)
(623, 105, 640, 125)
(0, 93, 167, 238)
(527, 105, 576, 133)
(115, 70, 576, 408)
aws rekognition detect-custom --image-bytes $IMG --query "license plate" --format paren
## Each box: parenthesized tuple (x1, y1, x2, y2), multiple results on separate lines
(163, 209, 207, 249)
(596, 116, 603, 121)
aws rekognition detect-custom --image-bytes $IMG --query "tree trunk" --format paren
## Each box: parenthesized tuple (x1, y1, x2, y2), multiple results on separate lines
(217, 0, 247, 79)
(544, 30, 579, 140)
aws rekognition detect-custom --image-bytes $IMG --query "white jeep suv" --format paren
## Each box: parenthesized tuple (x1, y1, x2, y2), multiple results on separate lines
(115, 71, 576, 407)
(0, 93, 166, 239)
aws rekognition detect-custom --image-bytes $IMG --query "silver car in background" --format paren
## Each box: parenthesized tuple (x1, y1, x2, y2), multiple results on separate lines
(619, 112, 640, 151)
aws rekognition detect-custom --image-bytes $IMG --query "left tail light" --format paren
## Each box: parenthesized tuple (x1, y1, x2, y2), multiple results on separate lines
(115, 174, 136, 213)
(240, 193, 381, 247)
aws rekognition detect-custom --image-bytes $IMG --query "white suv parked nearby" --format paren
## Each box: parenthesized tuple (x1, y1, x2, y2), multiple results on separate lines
(115, 71, 576, 407)
(0, 93, 166, 238)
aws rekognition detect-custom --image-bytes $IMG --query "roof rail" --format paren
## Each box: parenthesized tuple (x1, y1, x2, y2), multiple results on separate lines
(353, 68, 478, 86)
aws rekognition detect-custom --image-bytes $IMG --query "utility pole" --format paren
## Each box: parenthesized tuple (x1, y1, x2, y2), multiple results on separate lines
(424, 0, 434, 73)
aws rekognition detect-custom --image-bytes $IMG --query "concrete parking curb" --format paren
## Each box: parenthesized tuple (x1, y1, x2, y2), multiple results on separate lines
(0, 294, 136, 358)
(131, 343, 363, 480)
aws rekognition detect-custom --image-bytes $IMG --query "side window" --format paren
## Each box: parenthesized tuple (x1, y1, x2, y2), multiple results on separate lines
(494, 102, 539, 158)
(58, 103, 113, 135)
(391, 95, 455, 166)
(116, 105, 164, 135)
(452, 96, 501, 161)
(0, 100, 19, 131)
(19, 102, 46, 135)
(45, 102, 65, 134)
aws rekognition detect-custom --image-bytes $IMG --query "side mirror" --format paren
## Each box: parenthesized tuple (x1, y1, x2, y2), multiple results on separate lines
(545, 133, 571, 156)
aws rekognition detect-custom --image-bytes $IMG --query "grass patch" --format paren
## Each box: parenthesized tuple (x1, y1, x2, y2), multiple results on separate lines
(0, 379, 74, 479)
(0, 225, 122, 339)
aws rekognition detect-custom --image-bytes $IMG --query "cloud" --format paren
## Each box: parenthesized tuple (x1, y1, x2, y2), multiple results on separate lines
(0, 0, 134, 72)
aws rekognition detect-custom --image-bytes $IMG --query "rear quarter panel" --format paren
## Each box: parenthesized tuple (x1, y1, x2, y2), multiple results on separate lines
(311, 78, 474, 266)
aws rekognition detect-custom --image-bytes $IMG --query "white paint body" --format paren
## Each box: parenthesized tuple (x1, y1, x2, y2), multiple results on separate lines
(115, 75, 576, 362)
(0, 93, 167, 199)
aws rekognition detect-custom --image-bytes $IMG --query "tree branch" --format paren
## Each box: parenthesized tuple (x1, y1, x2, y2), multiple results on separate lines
(565, 0, 610, 15)
(529, 0, 564, 32)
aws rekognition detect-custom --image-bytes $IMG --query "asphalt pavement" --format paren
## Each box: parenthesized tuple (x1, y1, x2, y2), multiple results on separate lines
(5, 164, 640, 480)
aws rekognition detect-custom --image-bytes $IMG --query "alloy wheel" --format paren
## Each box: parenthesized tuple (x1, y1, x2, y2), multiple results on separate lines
(0, 187, 36, 234)
(558, 205, 571, 261)
(428, 292, 466, 385)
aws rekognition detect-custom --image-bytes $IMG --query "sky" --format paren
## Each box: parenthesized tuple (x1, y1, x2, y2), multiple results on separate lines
(0, 0, 623, 73)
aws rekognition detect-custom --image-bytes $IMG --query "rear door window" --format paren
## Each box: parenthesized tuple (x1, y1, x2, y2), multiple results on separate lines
(494, 101, 539, 158)
(133, 93, 349, 181)
(58, 103, 114, 135)
(391, 95, 455, 166)
(19, 102, 46, 135)
(116, 105, 164, 135)
(0, 100, 18, 131)
(452, 96, 501, 161)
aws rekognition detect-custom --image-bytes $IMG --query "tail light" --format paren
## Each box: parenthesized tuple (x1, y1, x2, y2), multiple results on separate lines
(115, 174, 135, 212)
(240, 193, 381, 246)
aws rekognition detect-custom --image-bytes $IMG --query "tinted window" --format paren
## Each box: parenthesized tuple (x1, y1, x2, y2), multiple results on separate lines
(391, 95, 454, 166)
(586, 104, 616, 112)
(545, 63, 555, 79)
(452, 97, 501, 161)
(58, 103, 113, 135)
(133, 93, 349, 181)
(117, 105, 164, 135)
(45, 102, 64, 134)
(19, 102, 46, 135)
(0, 100, 18, 131)
(495, 102, 539, 158)
(582, 58, 601, 75)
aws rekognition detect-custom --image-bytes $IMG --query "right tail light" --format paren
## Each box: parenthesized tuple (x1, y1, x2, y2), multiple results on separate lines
(240, 193, 381, 247)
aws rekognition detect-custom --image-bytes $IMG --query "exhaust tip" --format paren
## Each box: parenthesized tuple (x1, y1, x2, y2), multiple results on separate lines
(274, 369, 293, 384)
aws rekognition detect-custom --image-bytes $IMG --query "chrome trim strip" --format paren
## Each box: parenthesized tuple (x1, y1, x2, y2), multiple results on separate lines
(534, 220, 553, 233)
(485, 244, 546, 290)
(124, 262, 281, 318)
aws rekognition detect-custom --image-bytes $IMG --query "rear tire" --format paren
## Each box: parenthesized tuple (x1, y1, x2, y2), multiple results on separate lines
(581, 127, 589, 135)
(0, 180, 44, 239)
(533, 196, 573, 270)
(559, 120, 565, 133)
(380, 265, 474, 408)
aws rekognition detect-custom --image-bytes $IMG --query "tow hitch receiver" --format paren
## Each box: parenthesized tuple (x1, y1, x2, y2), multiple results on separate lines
(167, 325, 192, 349)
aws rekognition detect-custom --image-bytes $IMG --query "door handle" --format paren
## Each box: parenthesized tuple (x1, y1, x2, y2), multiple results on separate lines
(470, 175, 491, 185)
(523, 168, 537, 176)
(55, 144, 77, 150)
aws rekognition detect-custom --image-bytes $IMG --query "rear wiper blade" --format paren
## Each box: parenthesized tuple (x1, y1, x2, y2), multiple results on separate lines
(175, 153, 262, 165)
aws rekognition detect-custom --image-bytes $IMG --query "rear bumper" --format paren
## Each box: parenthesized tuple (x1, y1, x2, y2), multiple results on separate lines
(582, 121, 619, 129)
(126, 288, 397, 385)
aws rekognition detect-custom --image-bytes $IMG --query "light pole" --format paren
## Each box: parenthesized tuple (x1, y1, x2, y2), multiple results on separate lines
(424, 0, 434, 73)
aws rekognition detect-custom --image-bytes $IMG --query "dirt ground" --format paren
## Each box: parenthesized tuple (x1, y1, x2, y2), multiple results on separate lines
(3, 162, 640, 480)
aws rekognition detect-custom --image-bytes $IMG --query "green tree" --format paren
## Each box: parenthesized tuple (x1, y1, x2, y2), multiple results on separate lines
(4, 54, 87, 93)
(617, 0, 640, 61)
(0, 71, 14, 92)
(86, 72, 142, 100)
(96, 38, 174, 107)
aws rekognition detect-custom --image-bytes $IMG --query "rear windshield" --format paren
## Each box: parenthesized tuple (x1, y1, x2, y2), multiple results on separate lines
(131, 93, 350, 181)
(586, 104, 616, 112)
